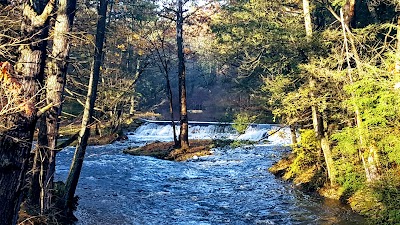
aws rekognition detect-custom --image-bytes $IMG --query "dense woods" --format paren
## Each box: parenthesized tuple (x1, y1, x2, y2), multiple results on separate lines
(214, 0, 400, 223)
(1, 0, 400, 223)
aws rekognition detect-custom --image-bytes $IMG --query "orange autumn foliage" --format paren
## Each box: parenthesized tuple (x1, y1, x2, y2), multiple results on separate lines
(0, 61, 33, 117)
(0, 62, 21, 90)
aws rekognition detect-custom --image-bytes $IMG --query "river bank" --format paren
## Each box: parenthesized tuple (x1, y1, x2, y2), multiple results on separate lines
(269, 145, 400, 224)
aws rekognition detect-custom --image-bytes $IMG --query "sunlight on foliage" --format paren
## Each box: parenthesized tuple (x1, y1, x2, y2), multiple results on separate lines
(232, 112, 256, 134)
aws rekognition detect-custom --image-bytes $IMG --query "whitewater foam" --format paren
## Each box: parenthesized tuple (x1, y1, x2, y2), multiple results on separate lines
(132, 121, 292, 145)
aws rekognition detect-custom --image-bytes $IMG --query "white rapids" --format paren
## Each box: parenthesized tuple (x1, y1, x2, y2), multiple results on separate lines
(130, 121, 292, 145)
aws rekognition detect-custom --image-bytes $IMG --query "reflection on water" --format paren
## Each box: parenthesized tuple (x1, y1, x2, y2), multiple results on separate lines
(56, 137, 364, 225)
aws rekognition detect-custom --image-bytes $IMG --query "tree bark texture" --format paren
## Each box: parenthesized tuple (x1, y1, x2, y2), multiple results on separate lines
(0, 0, 54, 223)
(43, 0, 77, 211)
(63, 0, 107, 216)
(28, 0, 77, 213)
(177, 0, 189, 149)
(302, 0, 312, 38)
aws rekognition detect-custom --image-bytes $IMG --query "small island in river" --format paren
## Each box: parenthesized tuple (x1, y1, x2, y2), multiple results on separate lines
(123, 140, 216, 161)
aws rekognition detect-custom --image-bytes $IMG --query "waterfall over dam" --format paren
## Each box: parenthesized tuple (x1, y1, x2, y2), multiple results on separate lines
(130, 120, 293, 145)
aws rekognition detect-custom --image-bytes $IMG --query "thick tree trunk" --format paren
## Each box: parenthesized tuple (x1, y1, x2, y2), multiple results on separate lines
(0, 119, 37, 225)
(63, 0, 107, 216)
(176, 0, 189, 149)
(321, 112, 335, 185)
(27, 0, 77, 213)
(0, 0, 54, 223)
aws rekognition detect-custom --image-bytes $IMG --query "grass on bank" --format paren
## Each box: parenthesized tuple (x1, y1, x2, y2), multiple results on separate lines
(269, 129, 400, 224)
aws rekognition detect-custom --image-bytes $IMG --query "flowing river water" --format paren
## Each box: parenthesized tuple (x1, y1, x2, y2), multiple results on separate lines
(56, 122, 365, 225)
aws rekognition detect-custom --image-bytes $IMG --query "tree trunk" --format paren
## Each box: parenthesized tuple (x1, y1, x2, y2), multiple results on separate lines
(343, 0, 356, 28)
(290, 124, 297, 145)
(302, 0, 312, 38)
(396, 13, 400, 73)
(0, 0, 54, 223)
(166, 70, 179, 147)
(321, 112, 335, 185)
(177, 0, 189, 149)
(153, 34, 179, 147)
(340, 9, 380, 182)
(34, 0, 76, 213)
(129, 96, 135, 115)
(310, 79, 336, 185)
(160, 58, 178, 146)
(27, 118, 49, 214)
(303, 0, 335, 185)
(63, 0, 107, 216)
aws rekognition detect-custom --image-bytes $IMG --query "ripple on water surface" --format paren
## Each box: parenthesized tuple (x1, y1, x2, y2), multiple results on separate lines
(56, 141, 364, 225)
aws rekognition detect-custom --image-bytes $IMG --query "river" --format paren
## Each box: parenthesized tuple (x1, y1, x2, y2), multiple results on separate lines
(55, 122, 365, 225)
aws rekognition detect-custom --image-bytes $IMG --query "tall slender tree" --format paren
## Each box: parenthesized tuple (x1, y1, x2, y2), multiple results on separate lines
(149, 22, 179, 146)
(303, 0, 336, 185)
(63, 0, 108, 216)
(176, 0, 189, 149)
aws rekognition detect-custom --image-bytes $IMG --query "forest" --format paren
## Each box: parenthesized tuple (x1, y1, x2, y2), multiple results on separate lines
(0, 0, 400, 224)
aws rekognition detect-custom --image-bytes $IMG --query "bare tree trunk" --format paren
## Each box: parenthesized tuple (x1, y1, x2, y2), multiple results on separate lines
(302, 0, 312, 38)
(303, 0, 335, 185)
(129, 96, 135, 115)
(321, 112, 335, 185)
(339, 9, 379, 182)
(167, 74, 179, 147)
(153, 34, 179, 147)
(0, 0, 54, 223)
(63, 0, 107, 216)
(177, 0, 189, 149)
(309, 79, 336, 185)
(28, 0, 77, 213)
